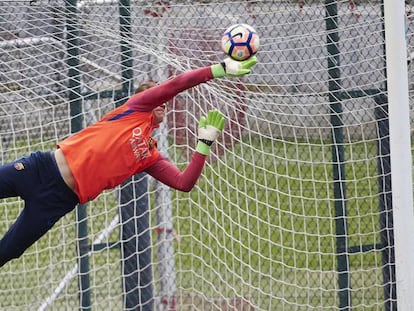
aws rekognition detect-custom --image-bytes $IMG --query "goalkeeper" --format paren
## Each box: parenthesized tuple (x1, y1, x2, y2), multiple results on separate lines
(0, 56, 257, 267)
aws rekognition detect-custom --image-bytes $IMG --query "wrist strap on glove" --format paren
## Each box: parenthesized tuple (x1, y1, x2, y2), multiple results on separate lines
(198, 138, 214, 146)
(196, 141, 211, 156)
(211, 63, 226, 78)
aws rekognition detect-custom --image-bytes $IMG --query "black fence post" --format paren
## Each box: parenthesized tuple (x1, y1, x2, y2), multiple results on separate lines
(374, 94, 396, 311)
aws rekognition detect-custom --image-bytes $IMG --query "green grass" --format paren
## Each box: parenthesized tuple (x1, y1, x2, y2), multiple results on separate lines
(0, 136, 388, 310)
(166, 136, 384, 310)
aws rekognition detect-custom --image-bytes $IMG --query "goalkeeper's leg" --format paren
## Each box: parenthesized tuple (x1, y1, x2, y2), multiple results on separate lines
(0, 196, 77, 267)
(0, 157, 32, 266)
(0, 151, 79, 267)
(0, 206, 46, 266)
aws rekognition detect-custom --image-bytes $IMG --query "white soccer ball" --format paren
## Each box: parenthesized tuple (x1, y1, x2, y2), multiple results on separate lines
(221, 24, 260, 61)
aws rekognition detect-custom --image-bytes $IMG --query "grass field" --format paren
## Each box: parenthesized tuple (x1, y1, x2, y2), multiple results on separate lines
(171, 137, 384, 310)
(0, 136, 387, 310)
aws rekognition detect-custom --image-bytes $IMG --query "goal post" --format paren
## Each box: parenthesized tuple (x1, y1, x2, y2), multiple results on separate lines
(383, 1, 414, 310)
(0, 1, 414, 310)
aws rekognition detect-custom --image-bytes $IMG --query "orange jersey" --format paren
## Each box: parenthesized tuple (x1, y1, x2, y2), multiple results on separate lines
(59, 106, 159, 203)
(58, 66, 214, 203)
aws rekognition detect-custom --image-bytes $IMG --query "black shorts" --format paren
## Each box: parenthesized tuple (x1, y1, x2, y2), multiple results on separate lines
(0, 151, 79, 265)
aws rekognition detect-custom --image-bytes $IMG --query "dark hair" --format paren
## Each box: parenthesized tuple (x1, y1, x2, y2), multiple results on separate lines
(135, 80, 157, 94)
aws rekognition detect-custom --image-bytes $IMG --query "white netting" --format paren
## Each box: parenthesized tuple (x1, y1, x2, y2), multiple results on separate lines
(0, 0, 408, 310)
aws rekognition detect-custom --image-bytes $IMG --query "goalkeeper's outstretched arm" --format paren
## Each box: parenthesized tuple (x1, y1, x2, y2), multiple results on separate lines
(145, 153, 206, 192)
(127, 56, 257, 112)
(145, 110, 225, 191)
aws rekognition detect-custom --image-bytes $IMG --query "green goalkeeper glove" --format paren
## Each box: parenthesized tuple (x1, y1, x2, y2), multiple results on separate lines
(196, 109, 226, 156)
(211, 56, 258, 78)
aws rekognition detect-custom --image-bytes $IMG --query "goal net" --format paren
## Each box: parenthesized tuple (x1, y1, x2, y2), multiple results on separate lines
(0, 0, 410, 310)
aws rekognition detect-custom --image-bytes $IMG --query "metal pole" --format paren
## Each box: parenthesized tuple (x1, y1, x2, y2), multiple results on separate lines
(65, 0, 91, 310)
(383, 1, 414, 310)
(153, 9, 177, 309)
(325, 1, 350, 309)
(374, 95, 396, 311)
(155, 120, 176, 310)
(118, 1, 154, 309)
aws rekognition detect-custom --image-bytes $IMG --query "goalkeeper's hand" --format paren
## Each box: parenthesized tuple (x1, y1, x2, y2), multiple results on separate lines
(211, 56, 258, 78)
(196, 109, 225, 156)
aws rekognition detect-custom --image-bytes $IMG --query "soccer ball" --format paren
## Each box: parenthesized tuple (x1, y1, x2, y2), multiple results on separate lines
(221, 24, 260, 61)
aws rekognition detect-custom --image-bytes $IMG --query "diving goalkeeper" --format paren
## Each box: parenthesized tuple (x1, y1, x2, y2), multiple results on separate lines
(0, 56, 257, 267)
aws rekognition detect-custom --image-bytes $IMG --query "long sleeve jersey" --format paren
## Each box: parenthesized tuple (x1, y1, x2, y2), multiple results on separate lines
(58, 66, 214, 203)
